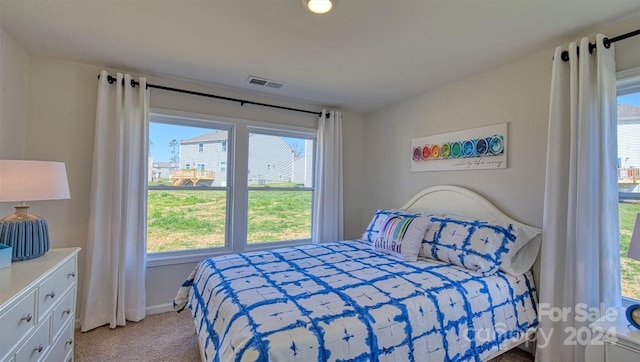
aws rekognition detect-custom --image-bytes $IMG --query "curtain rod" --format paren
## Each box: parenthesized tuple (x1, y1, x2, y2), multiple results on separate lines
(561, 28, 640, 62)
(99, 74, 326, 117)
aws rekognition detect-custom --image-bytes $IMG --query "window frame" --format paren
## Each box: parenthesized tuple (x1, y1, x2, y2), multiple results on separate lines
(146, 108, 317, 267)
(617, 67, 640, 306)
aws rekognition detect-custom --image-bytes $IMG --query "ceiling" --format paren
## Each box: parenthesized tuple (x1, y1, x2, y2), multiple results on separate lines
(2, 0, 640, 114)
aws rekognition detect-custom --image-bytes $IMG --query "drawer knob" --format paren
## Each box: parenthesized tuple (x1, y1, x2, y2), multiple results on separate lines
(63, 308, 71, 316)
(65, 340, 73, 347)
(46, 291, 56, 299)
(68, 272, 76, 278)
(34, 344, 43, 353)
(21, 314, 33, 322)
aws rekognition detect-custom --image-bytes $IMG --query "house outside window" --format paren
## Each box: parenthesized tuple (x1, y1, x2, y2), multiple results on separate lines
(146, 110, 316, 265)
(617, 67, 640, 303)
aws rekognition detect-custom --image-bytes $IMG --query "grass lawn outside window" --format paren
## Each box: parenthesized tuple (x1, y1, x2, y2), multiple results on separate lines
(147, 187, 311, 253)
(620, 201, 640, 301)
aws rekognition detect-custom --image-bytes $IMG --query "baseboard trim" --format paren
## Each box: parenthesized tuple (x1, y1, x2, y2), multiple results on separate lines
(147, 303, 174, 315)
(74, 303, 176, 330)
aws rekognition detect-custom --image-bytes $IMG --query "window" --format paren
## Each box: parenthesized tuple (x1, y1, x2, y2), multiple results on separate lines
(617, 67, 640, 302)
(147, 111, 316, 264)
(247, 130, 315, 245)
(198, 142, 204, 153)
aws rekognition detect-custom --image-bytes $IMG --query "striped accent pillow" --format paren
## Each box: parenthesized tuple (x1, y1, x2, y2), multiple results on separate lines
(362, 209, 421, 242)
(373, 215, 431, 261)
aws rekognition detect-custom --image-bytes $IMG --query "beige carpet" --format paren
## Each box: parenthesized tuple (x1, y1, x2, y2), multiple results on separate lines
(75, 311, 200, 362)
(75, 311, 533, 361)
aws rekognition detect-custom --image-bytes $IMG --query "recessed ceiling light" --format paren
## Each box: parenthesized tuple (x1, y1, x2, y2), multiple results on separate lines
(305, 0, 333, 14)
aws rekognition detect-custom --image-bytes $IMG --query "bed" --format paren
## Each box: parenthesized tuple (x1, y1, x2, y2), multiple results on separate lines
(175, 185, 541, 361)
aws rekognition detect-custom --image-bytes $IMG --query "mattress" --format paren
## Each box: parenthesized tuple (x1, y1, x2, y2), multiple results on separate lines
(185, 240, 538, 361)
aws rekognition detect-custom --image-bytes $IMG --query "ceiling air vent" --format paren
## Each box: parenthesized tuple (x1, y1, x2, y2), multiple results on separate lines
(246, 76, 285, 90)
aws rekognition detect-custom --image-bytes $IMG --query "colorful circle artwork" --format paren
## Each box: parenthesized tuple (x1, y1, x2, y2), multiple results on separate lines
(431, 144, 440, 158)
(422, 145, 431, 159)
(412, 132, 505, 163)
(489, 135, 504, 155)
(475, 138, 488, 155)
(450, 142, 461, 158)
(462, 140, 474, 157)
(413, 147, 421, 161)
(440, 143, 450, 158)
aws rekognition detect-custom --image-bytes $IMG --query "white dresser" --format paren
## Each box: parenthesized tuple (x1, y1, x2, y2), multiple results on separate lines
(0, 248, 80, 362)
(585, 307, 640, 362)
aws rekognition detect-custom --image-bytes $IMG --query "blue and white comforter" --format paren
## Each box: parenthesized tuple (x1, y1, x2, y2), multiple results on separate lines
(185, 240, 537, 361)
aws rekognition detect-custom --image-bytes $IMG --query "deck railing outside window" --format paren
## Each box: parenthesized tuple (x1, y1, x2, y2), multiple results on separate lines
(619, 168, 640, 184)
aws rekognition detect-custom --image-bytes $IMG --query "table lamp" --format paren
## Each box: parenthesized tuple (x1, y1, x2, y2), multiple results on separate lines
(0, 160, 70, 261)
(626, 213, 640, 329)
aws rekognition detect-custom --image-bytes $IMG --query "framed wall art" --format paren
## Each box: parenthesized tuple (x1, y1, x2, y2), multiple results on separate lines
(411, 123, 507, 172)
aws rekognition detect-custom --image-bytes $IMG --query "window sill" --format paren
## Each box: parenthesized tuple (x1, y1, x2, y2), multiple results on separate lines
(623, 296, 640, 308)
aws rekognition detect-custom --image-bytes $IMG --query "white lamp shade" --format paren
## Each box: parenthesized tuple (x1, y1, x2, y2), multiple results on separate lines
(628, 213, 640, 261)
(0, 160, 70, 203)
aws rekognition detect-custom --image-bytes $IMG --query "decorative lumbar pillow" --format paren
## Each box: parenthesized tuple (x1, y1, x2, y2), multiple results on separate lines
(373, 215, 431, 262)
(362, 209, 421, 242)
(420, 215, 518, 276)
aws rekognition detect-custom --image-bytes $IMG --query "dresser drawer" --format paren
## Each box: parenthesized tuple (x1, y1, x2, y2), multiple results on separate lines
(50, 288, 75, 341)
(605, 340, 640, 361)
(37, 258, 76, 321)
(0, 290, 36, 359)
(14, 317, 50, 362)
(44, 318, 73, 362)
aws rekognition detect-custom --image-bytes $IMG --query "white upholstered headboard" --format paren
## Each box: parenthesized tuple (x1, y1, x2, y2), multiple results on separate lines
(399, 185, 542, 286)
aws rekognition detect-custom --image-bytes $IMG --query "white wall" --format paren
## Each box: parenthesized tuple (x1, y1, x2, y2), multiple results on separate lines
(361, 14, 640, 232)
(363, 48, 550, 229)
(0, 29, 29, 217)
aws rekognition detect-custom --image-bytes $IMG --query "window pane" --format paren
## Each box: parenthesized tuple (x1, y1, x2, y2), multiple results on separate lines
(247, 133, 314, 188)
(147, 189, 227, 252)
(247, 132, 314, 244)
(618, 88, 640, 301)
(247, 190, 312, 244)
(149, 122, 229, 188)
(148, 121, 229, 253)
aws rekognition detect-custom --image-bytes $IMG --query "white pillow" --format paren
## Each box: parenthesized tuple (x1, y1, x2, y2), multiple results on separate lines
(498, 225, 541, 276)
(373, 215, 431, 262)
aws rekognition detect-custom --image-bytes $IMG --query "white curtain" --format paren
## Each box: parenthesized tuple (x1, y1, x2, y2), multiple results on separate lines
(536, 35, 619, 361)
(312, 110, 344, 243)
(80, 71, 149, 332)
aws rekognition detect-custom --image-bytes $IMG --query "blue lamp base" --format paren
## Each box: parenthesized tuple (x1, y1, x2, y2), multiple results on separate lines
(627, 304, 640, 329)
(0, 218, 50, 261)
